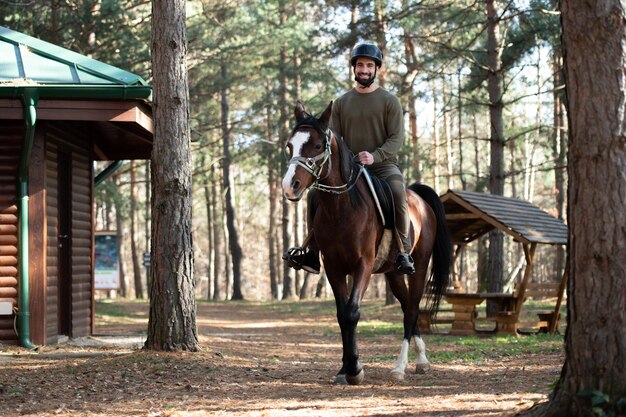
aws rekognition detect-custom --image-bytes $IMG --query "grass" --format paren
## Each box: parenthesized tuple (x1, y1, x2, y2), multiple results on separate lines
(357, 320, 403, 336)
(95, 299, 147, 319)
(94, 298, 564, 366)
(426, 333, 563, 364)
(361, 333, 564, 365)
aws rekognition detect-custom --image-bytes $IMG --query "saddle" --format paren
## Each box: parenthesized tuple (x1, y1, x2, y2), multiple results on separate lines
(362, 169, 395, 230)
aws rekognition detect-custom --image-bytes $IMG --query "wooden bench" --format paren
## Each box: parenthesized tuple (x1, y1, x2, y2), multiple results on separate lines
(418, 305, 454, 334)
(517, 282, 564, 334)
(445, 292, 517, 335)
(418, 281, 464, 334)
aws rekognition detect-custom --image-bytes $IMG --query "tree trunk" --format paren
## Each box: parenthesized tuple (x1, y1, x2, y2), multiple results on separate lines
(279, 0, 296, 300)
(145, 0, 198, 351)
(374, 0, 387, 87)
(144, 161, 151, 298)
(457, 67, 466, 190)
(293, 50, 303, 296)
(347, 0, 359, 86)
(266, 102, 280, 300)
(268, 168, 280, 299)
(299, 273, 313, 299)
(113, 173, 126, 298)
(401, 10, 421, 183)
(486, 0, 505, 315)
(315, 274, 327, 298)
(219, 59, 244, 300)
(130, 160, 144, 299)
(223, 204, 232, 298)
(472, 114, 484, 192)
(211, 159, 223, 300)
(442, 77, 454, 190)
(433, 83, 441, 193)
(551, 46, 567, 281)
(522, 2, 626, 416)
(201, 152, 213, 300)
(50, 0, 59, 45)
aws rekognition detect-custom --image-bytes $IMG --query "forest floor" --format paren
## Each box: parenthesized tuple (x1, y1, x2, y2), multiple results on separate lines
(0, 299, 564, 417)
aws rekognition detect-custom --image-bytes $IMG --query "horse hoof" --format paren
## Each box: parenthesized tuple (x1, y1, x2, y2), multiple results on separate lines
(390, 370, 405, 381)
(346, 369, 364, 385)
(334, 374, 347, 385)
(415, 363, 430, 374)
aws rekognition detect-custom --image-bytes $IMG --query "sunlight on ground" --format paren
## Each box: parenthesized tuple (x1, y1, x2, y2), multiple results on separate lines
(0, 300, 561, 417)
(197, 320, 314, 329)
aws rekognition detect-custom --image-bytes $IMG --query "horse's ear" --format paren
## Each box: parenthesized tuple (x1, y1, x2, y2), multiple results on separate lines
(295, 101, 306, 123)
(319, 101, 333, 129)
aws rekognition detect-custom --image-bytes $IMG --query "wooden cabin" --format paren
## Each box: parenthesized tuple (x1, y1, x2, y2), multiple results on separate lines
(0, 26, 153, 346)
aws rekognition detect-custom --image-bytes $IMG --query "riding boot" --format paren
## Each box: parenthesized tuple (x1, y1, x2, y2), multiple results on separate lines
(389, 179, 415, 275)
(395, 227, 415, 275)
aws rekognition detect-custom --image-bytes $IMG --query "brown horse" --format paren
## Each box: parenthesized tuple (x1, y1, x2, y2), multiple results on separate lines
(282, 102, 451, 384)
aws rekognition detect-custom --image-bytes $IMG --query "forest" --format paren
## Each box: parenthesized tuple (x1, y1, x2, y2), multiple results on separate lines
(0, 0, 566, 302)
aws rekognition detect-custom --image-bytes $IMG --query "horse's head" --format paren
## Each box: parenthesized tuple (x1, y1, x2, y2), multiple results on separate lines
(282, 101, 333, 201)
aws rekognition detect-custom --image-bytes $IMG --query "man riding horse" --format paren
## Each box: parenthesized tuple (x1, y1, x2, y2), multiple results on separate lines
(285, 42, 415, 276)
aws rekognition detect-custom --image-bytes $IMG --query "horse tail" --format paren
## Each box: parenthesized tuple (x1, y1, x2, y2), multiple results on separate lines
(407, 183, 452, 311)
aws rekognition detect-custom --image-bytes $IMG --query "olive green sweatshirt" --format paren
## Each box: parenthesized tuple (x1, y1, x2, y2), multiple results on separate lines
(330, 87, 405, 164)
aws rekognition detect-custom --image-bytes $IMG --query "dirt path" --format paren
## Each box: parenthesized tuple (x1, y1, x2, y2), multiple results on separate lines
(0, 300, 562, 416)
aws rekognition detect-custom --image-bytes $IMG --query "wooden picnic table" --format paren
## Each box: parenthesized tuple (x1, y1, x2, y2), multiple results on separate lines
(444, 292, 517, 335)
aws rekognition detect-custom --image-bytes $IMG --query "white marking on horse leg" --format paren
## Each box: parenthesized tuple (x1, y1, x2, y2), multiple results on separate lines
(391, 338, 410, 381)
(412, 335, 430, 374)
(281, 131, 310, 199)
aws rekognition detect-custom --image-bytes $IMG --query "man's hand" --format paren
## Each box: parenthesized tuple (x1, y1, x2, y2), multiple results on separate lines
(357, 151, 374, 165)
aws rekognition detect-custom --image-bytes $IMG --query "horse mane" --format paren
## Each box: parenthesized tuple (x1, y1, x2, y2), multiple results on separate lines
(335, 135, 365, 208)
(292, 112, 324, 140)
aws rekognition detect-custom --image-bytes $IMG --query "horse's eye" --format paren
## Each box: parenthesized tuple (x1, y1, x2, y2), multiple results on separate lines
(315, 143, 323, 150)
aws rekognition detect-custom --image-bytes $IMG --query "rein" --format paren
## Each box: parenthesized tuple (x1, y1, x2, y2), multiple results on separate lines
(314, 163, 364, 195)
(287, 127, 363, 195)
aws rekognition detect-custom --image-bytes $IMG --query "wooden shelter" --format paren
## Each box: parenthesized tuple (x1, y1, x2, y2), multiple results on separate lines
(0, 26, 153, 347)
(440, 189, 568, 334)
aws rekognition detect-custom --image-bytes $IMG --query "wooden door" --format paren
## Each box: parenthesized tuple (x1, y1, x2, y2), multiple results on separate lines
(56, 150, 72, 337)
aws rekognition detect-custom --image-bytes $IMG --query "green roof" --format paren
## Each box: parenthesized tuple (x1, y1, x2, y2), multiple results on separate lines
(0, 25, 148, 86)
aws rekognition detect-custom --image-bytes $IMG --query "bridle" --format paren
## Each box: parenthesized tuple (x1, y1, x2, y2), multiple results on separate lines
(287, 125, 333, 182)
(286, 126, 363, 195)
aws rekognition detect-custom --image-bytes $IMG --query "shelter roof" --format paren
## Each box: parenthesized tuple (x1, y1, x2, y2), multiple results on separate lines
(440, 189, 568, 245)
(0, 25, 147, 86)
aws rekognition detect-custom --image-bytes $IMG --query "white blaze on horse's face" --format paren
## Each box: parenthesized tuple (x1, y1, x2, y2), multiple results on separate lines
(282, 130, 311, 200)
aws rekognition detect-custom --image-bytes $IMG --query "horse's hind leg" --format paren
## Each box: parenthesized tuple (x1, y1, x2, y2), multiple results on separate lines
(386, 272, 425, 381)
(410, 254, 433, 374)
(412, 333, 430, 374)
(386, 266, 431, 380)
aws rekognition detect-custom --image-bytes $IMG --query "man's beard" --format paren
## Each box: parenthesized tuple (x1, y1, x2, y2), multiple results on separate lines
(354, 71, 376, 88)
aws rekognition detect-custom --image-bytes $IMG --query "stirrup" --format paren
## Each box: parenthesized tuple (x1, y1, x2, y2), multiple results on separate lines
(283, 246, 306, 270)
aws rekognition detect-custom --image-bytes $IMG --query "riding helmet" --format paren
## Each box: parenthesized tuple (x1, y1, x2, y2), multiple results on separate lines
(350, 42, 383, 67)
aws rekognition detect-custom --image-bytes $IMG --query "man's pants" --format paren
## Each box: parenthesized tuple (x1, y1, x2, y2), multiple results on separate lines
(368, 162, 410, 253)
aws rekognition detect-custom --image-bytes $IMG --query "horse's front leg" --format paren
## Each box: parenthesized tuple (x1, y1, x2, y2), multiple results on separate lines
(330, 265, 372, 385)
